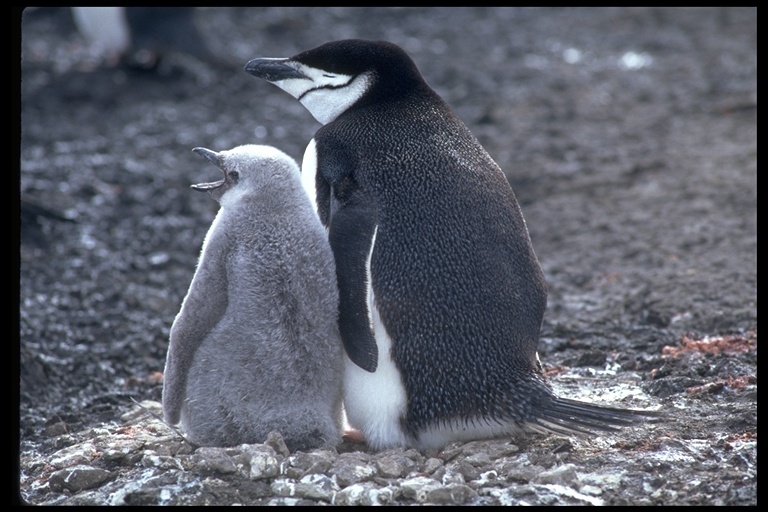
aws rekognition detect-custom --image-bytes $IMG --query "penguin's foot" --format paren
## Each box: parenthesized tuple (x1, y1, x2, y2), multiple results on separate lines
(342, 428, 366, 444)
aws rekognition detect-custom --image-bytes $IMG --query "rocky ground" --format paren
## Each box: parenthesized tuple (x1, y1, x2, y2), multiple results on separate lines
(17, 7, 756, 506)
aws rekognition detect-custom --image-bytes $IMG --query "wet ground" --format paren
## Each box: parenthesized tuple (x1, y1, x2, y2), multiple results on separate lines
(18, 7, 755, 505)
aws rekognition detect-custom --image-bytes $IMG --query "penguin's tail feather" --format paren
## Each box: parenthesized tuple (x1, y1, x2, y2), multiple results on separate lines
(531, 396, 662, 437)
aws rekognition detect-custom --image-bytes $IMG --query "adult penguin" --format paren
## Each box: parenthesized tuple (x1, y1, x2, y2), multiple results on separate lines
(244, 40, 657, 451)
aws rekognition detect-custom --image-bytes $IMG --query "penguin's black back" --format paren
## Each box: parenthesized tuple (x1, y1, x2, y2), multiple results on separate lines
(312, 48, 549, 434)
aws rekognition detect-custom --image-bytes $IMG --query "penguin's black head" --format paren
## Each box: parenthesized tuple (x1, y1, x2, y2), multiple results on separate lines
(295, 39, 421, 80)
(244, 39, 428, 125)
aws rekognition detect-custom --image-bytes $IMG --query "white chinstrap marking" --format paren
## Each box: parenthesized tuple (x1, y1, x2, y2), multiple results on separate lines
(270, 64, 373, 125)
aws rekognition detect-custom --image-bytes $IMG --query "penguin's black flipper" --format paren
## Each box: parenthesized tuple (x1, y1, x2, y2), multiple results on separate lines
(328, 182, 379, 373)
(534, 396, 662, 437)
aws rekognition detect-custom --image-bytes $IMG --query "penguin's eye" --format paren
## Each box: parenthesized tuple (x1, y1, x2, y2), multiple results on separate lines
(229, 171, 239, 183)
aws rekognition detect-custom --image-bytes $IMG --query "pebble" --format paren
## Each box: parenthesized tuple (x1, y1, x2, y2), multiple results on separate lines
(48, 465, 113, 492)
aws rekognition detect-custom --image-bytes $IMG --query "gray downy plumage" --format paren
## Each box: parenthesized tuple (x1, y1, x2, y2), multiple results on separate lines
(162, 144, 344, 451)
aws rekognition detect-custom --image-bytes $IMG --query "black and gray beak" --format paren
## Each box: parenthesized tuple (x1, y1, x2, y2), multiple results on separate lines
(244, 58, 308, 81)
(191, 147, 225, 192)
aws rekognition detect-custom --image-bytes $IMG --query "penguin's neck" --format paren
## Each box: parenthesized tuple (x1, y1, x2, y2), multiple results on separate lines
(298, 72, 374, 125)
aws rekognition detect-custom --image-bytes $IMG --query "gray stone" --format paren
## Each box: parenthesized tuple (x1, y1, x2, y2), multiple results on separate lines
(465, 451, 493, 466)
(437, 442, 465, 461)
(472, 469, 501, 487)
(44, 421, 69, 437)
(447, 458, 480, 481)
(101, 439, 145, 462)
(48, 465, 112, 492)
(506, 464, 545, 484)
(189, 447, 238, 475)
(120, 400, 163, 423)
(239, 447, 282, 480)
(264, 431, 291, 458)
(375, 453, 418, 478)
(328, 455, 377, 487)
(140, 452, 184, 470)
(333, 482, 396, 506)
(399, 476, 442, 503)
(49, 442, 99, 469)
(284, 450, 335, 479)
(441, 467, 466, 485)
(427, 483, 479, 504)
(534, 463, 579, 486)
(423, 457, 444, 475)
(270, 474, 338, 502)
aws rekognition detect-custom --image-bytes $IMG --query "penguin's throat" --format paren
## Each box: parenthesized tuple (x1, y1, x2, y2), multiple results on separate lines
(296, 72, 373, 125)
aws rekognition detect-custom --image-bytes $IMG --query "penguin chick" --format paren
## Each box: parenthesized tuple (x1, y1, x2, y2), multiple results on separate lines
(162, 144, 344, 451)
(244, 40, 660, 451)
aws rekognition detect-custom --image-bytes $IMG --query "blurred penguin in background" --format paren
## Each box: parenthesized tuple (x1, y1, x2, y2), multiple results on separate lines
(70, 7, 227, 69)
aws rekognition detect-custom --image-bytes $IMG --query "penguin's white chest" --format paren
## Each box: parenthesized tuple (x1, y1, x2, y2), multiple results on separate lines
(302, 141, 410, 449)
(341, 226, 410, 450)
(300, 139, 320, 216)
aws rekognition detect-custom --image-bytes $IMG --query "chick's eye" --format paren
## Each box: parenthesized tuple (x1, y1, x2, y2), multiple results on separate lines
(229, 171, 239, 182)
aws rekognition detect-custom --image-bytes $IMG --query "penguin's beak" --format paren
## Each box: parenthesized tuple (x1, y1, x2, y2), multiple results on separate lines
(244, 58, 308, 82)
(191, 147, 226, 193)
